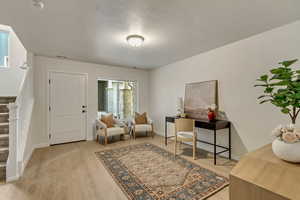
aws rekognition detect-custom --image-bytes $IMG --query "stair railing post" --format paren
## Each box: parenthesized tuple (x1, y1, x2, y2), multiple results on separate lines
(6, 103, 19, 182)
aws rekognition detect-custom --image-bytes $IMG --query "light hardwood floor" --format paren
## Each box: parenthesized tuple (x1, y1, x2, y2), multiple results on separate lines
(0, 136, 236, 200)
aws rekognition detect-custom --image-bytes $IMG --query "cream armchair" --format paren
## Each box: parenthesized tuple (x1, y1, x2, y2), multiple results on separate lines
(96, 119, 128, 145)
(130, 116, 154, 139)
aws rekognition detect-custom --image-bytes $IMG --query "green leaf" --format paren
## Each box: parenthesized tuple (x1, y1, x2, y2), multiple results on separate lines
(254, 84, 268, 87)
(264, 87, 273, 93)
(295, 93, 300, 99)
(258, 95, 268, 99)
(270, 74, 280, 80)
(294, 103, 300, 107)
(270, 68, 285, 74)
(270, 81, 289, 86)
(291, 82, 300, 87)
(259, 75, 268, 81)
(259, 99, 271, 104)
(281, 108, 290, 114)
(256, 59, 300, 110)
(277, 89, 287, 93)
(279, 59, 298, 67)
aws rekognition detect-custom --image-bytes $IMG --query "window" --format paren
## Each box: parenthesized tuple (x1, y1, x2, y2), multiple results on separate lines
(98, 80, 137, 120)
(0, 31, 9, 67)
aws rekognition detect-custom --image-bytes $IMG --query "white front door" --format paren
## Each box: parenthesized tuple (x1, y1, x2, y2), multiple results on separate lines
(49, 72, 87, 145)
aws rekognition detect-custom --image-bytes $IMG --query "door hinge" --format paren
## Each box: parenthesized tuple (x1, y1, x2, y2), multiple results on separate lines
(49, 134, 52, 139)
(49, 79, 51, 84)
(49, 106, 51, 111)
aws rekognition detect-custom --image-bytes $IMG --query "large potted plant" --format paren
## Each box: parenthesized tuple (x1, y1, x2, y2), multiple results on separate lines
(255, 59, 300, 162)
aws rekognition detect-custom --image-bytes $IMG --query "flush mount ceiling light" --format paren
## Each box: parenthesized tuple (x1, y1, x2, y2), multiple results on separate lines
(126, 35, 145, 47)
(56, 55, 68, 59)
(33, 0, 45, 9)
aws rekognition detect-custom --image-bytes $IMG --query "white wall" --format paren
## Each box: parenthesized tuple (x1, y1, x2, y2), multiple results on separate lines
(149, 20, 300, 159)
(32, 56, 149, 146)
(0, 24, 27, 96)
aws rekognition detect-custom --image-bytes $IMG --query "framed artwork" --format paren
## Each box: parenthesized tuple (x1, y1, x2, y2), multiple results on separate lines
(184, 80, 218, 120)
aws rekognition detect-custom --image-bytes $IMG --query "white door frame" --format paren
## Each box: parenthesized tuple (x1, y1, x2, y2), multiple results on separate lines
(47, 71, 88, 144)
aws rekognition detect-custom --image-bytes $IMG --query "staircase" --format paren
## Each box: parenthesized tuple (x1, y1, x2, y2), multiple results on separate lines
(0, 97, 16, 182)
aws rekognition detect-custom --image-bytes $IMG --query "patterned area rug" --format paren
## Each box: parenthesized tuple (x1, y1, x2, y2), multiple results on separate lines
(95, 143, 229, 200)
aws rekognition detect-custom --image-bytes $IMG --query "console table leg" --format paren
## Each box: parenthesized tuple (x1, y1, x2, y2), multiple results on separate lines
(229, 124, 232, 160)
(165, 120, 168, 146)
(214, 129, 217, 165)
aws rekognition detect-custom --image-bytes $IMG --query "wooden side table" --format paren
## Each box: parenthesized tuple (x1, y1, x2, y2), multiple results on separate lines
(230, 144, 300, 200)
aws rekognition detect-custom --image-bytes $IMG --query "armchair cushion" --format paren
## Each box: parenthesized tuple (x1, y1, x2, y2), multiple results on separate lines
(177, 131, 194, 139)
(135, 112, 147, 124)
(135, 124, 152, 132)
(130, 116, 152, 125)
(100, 113, 114, 128)
(96, 119, 107, 129)
(107, 127, 126, 136)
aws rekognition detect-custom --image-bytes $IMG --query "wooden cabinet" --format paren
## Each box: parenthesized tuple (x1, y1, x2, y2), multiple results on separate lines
(230, 144, 300, 200)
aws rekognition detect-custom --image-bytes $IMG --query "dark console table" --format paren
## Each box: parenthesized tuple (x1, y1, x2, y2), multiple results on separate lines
(165, 116, 231, 165)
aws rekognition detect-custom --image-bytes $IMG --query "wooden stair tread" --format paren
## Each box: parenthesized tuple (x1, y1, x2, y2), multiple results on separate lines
(0, 98, 10, 183)
(0, 122, 9, 126)
(0, 134, 8, 138)
(0, 97, 17, 104)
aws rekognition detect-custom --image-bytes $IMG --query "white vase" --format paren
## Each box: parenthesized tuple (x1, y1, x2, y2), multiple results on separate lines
(272, 138, 300, 163)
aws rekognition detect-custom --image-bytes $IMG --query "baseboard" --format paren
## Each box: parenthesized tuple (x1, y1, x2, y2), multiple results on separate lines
(86, 136, 94, 141)
(21, 147, 34, 174)
(20, 142, 50, 177)
(6, 175, 19, 182)
(33, 142, 50, 149)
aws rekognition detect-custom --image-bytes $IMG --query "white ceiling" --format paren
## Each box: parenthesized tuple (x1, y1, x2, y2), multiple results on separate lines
(1, 0, 300, 69)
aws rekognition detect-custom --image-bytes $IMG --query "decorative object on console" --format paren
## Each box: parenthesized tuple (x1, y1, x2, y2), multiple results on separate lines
(255, 59, 300, 162)
(184, 80, 218, 120)
(176, 97, 184, 117)
(207, 104, 217, 121)
(180, 113, 187, 118)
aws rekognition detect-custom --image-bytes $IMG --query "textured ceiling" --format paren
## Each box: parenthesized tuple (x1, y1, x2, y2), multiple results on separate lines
(1, 0, 300, 68)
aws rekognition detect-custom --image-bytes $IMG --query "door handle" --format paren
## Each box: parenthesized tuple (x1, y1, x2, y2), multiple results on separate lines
(82, 105, 87, 108)
(82, 110, 86, 113)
